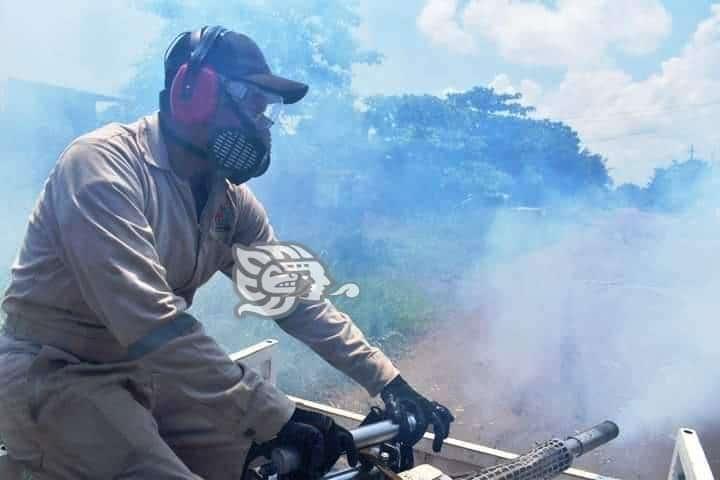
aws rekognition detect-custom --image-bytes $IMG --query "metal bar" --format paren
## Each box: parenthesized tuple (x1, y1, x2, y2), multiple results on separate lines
(565, 421, 620, 458)
(667, 428, 715, 480)
(230, 338, 279, 384)
(272, 420, 400, 474)
(353, 420, 399, 449)
(288, 396, 621, 480)
(324, 467, 363, 480)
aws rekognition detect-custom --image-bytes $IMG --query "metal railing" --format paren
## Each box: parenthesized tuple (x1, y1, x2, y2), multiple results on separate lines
(667, 428, 715, 480)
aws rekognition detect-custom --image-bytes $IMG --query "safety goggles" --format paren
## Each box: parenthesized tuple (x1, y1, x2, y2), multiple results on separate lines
(222, 78, 285, 129)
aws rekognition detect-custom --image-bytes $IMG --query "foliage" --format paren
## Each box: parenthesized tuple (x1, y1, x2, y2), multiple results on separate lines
(118, 0, 379, 120)
(613, 182, 646, 208)
(333, 275, 437, 342)
(613, 158, 716, 212)
(359, 90, 611, 210)
(113, 1, 613, 214)
(643, 159, 714, 212)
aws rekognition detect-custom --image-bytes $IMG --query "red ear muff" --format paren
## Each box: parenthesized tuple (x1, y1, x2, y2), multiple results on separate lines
(169, 63, 221, 124)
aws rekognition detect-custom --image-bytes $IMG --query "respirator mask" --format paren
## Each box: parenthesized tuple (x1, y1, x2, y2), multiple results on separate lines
(163, 26, 307, 185)
(161, 80, 282, 184)
(207, 79, 283, 184)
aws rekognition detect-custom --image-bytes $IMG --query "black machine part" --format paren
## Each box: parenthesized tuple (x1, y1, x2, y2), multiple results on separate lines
(260, 419, 618, 480)
(271, 419, 403, 475)
(470, 421, 619, 480)
(564, 420, 619, 458)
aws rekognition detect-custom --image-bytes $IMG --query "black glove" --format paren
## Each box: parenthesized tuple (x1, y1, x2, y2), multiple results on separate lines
(276, 407, 359, 478)
(381, 375, 455, 452)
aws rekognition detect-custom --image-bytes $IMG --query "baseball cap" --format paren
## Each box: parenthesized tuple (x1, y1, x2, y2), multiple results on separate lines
(164, 27, 309, 105)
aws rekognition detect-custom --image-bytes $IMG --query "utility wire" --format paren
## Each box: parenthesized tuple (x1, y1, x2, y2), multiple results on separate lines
(584, 129, 664, 143)
(538, 97, 720, 126)
(562, 100, 720, 143)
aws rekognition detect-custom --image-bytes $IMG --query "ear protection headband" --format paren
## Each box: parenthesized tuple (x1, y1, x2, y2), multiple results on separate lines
(167, 25, 228, 124)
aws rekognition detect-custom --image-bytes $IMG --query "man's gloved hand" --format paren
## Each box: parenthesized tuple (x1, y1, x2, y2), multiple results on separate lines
(380, 375, 455, 452)
(276, 407, 359, 478)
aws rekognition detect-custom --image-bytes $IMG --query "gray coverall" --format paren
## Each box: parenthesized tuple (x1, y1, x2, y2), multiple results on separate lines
(0, 113, 399, 479)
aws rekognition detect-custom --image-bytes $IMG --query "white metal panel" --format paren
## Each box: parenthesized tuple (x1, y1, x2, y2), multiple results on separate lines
(230, 338, 279, 384)
(667, 428, 715, 480)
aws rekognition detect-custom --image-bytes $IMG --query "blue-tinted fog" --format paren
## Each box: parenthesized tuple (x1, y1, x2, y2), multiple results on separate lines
(1, 2, 718, 478)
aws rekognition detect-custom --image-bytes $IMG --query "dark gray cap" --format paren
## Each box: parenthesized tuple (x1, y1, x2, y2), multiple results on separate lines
(165, 28, 309, 104)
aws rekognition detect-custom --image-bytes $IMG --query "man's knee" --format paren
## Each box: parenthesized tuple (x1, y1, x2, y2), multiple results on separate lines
(22, 368, 197, 478)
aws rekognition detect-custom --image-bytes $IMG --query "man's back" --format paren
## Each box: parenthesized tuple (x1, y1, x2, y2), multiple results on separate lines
(2, 113, 261, 362)
(0, 115, 297, 480)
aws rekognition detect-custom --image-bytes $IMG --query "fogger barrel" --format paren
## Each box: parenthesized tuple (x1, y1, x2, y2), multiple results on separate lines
(272, 420, 619, 480)
(470, 421, 619, 480)
(272, 420, 400, 475)
(565, 421, 619, 457)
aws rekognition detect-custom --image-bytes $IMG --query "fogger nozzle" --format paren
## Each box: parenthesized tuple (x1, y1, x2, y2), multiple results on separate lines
(564, 420, 619, 458)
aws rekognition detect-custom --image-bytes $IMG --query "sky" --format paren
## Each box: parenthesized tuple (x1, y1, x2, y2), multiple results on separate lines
(352, 0, 720, 185)
(1, 1, 719, 185)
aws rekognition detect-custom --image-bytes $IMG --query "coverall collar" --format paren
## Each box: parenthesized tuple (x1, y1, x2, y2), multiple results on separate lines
(139, 112, 173, 171)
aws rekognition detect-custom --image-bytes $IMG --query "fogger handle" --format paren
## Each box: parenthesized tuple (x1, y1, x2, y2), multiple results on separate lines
(564, 420, 619, 457)
(271, 448, 302, 476)
(272, 420, 400, 475)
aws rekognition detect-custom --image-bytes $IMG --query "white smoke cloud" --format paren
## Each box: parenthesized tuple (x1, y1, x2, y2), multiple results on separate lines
(450, 206, 720, 476)
(0, 0, 164, 95)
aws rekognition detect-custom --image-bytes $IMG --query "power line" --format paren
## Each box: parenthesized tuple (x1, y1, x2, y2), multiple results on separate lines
(539, 97, 720, 126)
(584, 129, 663, 144)
(572, 106, 720, 143)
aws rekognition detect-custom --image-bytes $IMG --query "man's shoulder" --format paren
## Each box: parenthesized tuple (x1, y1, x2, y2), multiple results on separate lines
(70, 117, 145, 157)
(80, 118, 139, 141)
(228, 183, 267, 212)
(51, 116, 156, 192)
(57, 117, 150, 175)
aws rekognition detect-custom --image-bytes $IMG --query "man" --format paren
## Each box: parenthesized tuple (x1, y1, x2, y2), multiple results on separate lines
(0, 26, 453, 479)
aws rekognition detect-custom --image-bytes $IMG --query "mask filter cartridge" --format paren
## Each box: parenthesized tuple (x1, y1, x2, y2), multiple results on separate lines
(209, 128, 270, 185)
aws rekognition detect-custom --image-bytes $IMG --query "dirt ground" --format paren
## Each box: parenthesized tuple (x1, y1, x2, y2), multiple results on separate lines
(325, 209, 720, 479)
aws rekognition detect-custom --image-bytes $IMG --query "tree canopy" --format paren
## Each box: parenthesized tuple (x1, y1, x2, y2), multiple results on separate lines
(113, 1, 711, 217)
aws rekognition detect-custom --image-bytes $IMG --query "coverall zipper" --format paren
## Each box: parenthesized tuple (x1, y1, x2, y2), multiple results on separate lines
(176, 181, 217, 292)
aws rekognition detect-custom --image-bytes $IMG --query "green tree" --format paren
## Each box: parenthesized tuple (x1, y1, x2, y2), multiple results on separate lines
(120, 0, 380, 119)
(360, 87, 610, 210)
(644, 158, 713, 212)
